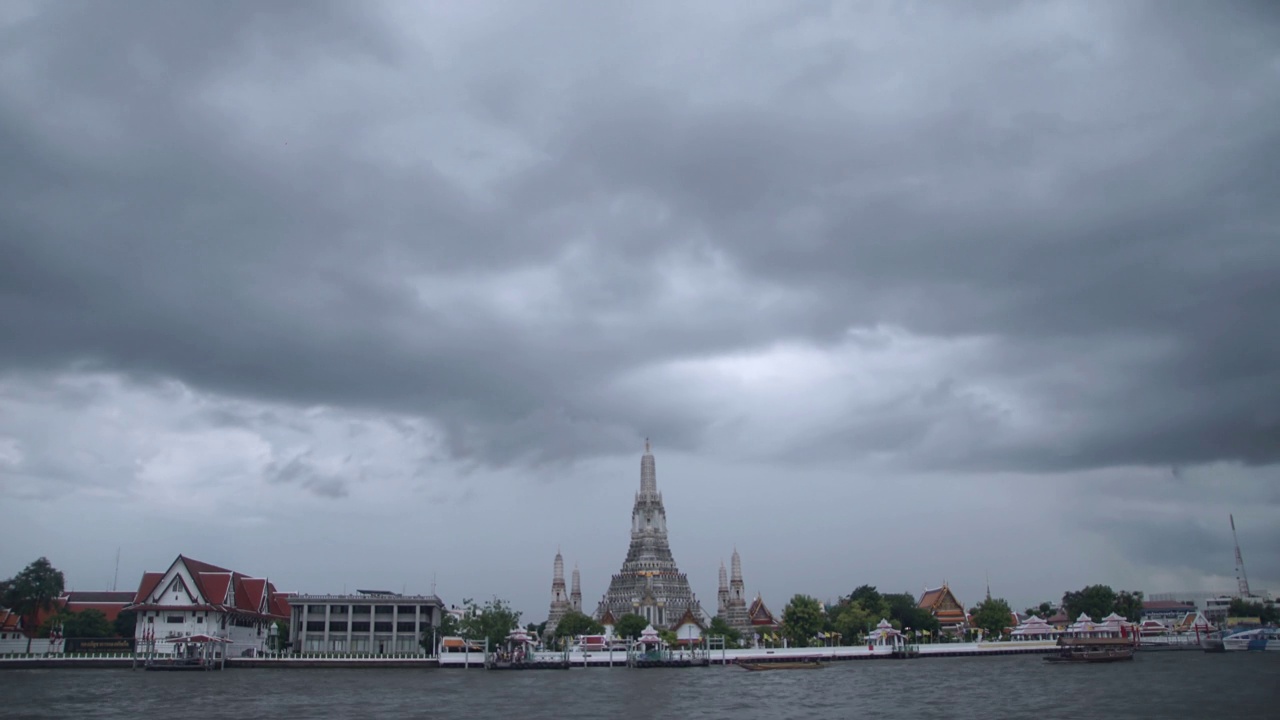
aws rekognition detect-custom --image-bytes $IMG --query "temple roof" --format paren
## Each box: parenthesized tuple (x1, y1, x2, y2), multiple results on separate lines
(748, 594, 777, 626)
(918, 584, 967, 624)
(673, 608, 705, 630)
(918, 584, 962, 610)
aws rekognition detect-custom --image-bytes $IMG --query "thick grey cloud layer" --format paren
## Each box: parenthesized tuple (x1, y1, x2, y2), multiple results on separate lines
(1, 1, 1277, 611)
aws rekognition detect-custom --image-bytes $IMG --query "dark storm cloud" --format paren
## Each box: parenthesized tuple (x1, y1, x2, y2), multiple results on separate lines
(2, 0, 1278, 475)
(265, 451, 350, 499)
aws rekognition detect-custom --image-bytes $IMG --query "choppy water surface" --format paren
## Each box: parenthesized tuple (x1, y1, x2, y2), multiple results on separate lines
(6, 652, 1277, 719)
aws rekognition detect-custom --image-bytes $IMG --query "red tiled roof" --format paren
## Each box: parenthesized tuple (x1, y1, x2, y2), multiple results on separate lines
(133, 572, 166, 604)
(918, 585, 967, 627)
(61, 592, 135, 622)
(128, 556, 287, 621)
(179, 555, 234, 577)
(918, 588, 945, 609)
(599, 610, 617, 625)
(239, 578, 267, 613)
(270, 593, 292, 618)
(0, 608, 22, 632)
(63, 592, 134, 604)
(199, 573, 232, 605)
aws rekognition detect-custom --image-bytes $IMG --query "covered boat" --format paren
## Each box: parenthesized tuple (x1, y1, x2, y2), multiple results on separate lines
(1044, 636, 1135, 664)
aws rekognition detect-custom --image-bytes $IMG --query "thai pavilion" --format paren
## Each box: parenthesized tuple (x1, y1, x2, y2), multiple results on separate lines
(917, 583, 968, 634)
(1009, 615, 1062, 642)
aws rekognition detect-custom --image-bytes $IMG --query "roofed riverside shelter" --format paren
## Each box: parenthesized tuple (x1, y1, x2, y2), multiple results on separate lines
(288, 589, 444, 655)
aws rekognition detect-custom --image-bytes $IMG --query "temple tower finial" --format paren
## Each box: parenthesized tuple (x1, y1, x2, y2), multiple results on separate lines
(640, 440, 657, 494)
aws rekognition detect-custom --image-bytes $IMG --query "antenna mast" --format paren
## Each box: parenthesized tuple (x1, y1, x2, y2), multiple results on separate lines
(112, 547, 121, 592)
(1230, 514, 1251, 597)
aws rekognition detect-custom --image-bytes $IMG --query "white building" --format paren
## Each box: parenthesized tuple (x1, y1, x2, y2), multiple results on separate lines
(127, 555, 290, 658)
(288, 589, 444, 654)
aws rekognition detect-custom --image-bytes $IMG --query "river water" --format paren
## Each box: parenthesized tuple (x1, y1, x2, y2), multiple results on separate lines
(5, 652, 1277, 719)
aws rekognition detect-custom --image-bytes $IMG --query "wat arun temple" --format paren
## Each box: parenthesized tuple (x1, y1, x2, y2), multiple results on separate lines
(591, 440, 709, 630)
(545, 441, 777, 636)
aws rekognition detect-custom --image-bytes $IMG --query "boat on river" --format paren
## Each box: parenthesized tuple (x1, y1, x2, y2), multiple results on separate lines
(1221, 628, 1280, 652)
(1044, 637, 1135, 664)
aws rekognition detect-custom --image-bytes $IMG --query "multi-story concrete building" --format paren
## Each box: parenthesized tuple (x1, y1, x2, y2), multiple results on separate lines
(288, 590, 444, 655)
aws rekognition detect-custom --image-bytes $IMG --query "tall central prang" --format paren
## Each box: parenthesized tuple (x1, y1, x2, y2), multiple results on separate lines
(595, 440, 706, 630)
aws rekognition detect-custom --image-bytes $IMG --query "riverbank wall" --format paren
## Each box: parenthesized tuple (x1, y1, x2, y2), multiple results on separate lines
(0, 641, 1083, 670)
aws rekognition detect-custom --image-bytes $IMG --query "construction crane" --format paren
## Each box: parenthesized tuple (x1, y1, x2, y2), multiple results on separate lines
(1230, 514, 1252, 598)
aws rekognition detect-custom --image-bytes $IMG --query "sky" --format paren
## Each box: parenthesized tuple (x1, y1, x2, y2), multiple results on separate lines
(1, 0, 1278, 621)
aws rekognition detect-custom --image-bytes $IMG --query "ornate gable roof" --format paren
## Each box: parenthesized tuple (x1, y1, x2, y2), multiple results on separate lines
(918, 584, 964, 612)
(673, 608, 705, 630)
(599, 610, 617, 626)
(747, 594, 777, 626)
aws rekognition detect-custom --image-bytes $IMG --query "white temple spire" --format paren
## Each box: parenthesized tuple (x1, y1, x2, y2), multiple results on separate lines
(597, 441, 703, 630)
(640, 439, 658, 495)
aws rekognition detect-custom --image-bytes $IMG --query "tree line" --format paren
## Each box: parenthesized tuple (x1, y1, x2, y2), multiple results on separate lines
(2, 558, 136, 653)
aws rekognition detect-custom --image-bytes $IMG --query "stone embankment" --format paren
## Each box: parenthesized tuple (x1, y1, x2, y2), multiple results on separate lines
(0, 641, 1069, 670)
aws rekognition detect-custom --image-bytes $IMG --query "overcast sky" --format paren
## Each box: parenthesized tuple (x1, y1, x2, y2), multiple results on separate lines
(2, 1, 1278, 620)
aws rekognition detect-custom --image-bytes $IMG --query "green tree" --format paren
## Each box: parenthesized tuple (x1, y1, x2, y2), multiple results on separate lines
(1024, 602, 1054, 618)
(970, 597, 1014, 639)
(1113, 590, 1144, 622)
(706, 616, 742, 646)
(113, 610, 137, 639)
(613, 613, 648, 640)
(848, 585, 885, 612)
(269, 619, 290, 651)
(46, 609, 113, 638)
(1228, 598, 1278, 624)
(438, 611, 460, 637)
(38, 612, 67, 638)
(70, 609, 112, 638)
(781, 594, 825, 647)
(3, 557, 66, 652)
(422, 612, 459, 653)
(658, 629, 678, 647)
(554, 610, 604, 638)
(458, 597, 522, 651)
(832, 602, 875, 643)
(884, 592, 940, 635)
(1061, 585, 1116, 620)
